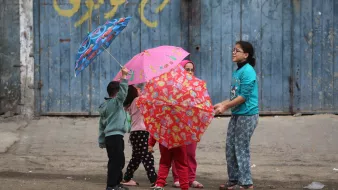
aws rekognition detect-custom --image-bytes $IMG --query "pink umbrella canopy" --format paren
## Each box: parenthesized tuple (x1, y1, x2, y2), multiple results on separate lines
(113, 46, 189, 84)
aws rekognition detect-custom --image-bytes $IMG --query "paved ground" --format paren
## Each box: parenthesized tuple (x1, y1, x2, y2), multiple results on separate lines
(0, 115, 338, 189)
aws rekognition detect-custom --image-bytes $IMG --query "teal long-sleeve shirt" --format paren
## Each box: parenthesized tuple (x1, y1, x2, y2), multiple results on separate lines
(230, 63, 259, 115)
(98, 79, 130, 144)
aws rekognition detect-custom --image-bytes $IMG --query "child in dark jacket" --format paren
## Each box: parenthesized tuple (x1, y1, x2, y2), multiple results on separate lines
(98, 67, 130, 190)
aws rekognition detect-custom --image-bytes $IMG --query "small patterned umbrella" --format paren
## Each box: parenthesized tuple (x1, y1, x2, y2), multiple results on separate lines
(74, 16, 131, 77)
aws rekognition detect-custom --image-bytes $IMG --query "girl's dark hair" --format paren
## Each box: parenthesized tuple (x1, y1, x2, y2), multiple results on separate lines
(123, 85, 138, 107)
(236, 41, 256, 67)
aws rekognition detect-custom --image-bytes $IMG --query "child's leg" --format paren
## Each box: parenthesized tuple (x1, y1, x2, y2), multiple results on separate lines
(186, 142, 197, 183)
(105, 135, 125, 188)
(171, 160, 180, 183)
(226, 116, 239, 183)
(123, 132, 142, 182)
(234, 115, 258, 186)
(172, 145, 189, 190)
(140, 131, 157, 184)
(155, 144, 172, 187)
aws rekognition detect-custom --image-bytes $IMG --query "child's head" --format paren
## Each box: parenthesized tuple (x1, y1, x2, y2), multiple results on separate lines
(107, 81, 120, 97)
(135, 83, 145, 92)
(232, 41, 255, 67)
(180, 60, 195, 75)
(123, 85, 139, 107)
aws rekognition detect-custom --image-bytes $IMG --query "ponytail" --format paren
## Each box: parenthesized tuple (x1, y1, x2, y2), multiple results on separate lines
(248, 56, 256, 67)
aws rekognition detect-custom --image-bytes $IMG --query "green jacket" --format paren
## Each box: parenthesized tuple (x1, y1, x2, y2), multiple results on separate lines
(98, 79, 130, 144)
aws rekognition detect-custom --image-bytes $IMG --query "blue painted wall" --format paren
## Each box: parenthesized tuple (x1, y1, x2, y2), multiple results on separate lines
(34, 0, 338, 115)
(190, 0, 338, 114)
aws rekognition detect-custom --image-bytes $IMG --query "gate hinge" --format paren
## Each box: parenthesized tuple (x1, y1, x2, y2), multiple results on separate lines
(28, 80, 43, 90)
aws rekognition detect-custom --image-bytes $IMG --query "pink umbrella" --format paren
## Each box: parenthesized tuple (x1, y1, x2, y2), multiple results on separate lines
(113, 46, 189, 85)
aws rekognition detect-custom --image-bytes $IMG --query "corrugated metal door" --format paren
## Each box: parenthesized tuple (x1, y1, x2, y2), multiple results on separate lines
(189, 0, 338, 114)
(34, 0, 189, 115)
(34, 0, 338, 115)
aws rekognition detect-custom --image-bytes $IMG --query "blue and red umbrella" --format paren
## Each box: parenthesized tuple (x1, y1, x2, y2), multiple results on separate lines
(74, 16, 131, 77)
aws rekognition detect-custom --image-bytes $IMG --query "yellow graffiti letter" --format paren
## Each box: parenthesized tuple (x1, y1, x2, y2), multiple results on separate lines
(74, 0, 104, 27)
(104, 0, 126, 19)
(139, 0, 170, 28)
(53, 0, 81, 17)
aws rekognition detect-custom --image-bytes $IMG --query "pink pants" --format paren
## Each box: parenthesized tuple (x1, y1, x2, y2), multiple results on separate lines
(172, 142, 197, 183)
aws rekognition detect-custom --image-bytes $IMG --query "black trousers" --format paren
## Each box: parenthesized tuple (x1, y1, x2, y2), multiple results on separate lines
(124, 131, 157, 183)
(105, 135, 125, 188)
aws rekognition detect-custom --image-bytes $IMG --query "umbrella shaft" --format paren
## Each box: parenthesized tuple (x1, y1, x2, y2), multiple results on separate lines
(103, 47, 123, 68)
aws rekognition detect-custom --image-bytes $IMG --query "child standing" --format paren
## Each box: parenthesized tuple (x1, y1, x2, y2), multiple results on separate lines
(172, 60, 203, 188)
(122, 84, 158, 187)
(98, 67, 130, 190)
(214, 41, 258, 190)
(148, 137, 189, 190)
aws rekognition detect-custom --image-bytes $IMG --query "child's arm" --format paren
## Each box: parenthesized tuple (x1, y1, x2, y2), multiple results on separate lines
(148, 136, 156, 152)
(98, 118, 106, 148)
(116, 67, 129, 103)
(116, 79, 128, 103)
(125, 111, 132, 133)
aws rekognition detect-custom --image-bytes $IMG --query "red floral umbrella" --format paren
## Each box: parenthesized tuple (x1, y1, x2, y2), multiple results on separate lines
(136, 65, 214, 149)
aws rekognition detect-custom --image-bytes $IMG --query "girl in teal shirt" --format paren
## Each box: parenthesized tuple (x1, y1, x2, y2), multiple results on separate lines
(215, 41, 258, 190)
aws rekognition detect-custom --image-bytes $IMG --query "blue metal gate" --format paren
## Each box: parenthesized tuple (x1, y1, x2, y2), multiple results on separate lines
(34, 0, 189, 115)
(34, 0, 338, 115)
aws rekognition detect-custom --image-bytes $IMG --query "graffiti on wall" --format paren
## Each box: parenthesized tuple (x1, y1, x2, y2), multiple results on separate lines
(53, 0, 170, 28)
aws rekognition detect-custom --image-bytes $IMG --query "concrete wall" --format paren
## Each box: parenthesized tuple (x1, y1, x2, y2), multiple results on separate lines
(19, 0, 34, 117)
(0, 0, 21, 115)
(0, 0, 34, 117)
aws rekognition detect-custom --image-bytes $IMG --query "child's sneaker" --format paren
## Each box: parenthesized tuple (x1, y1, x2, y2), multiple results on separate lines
(172, 181, 180, 188)
(106, 185, 129, 190)
(152, 187, 164, 190)
(150, 184, 164, 190)
(118, 184, 129, 190)
(150, 183, 166, 188)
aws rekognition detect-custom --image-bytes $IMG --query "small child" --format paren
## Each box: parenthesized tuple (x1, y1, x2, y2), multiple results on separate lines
(121, 84, 158, 187)
(98, 67, 130, 190)
(148, 138, 189, 190)
(172, 60, 203, 188)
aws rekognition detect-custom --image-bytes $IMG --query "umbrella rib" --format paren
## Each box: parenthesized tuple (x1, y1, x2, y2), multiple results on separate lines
(147, 99, 213, 113)
(141, 54, 148, 81)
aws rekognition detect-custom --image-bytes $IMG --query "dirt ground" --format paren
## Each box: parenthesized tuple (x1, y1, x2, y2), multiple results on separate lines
(0, 115, 338, 190)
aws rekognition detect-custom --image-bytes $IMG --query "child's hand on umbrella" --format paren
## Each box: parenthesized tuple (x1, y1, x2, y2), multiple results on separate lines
(213, 103, 222, 110)
(148, 146, 154, 153)
(121, 67, 129, 78)
(214, 100, 230, 115)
